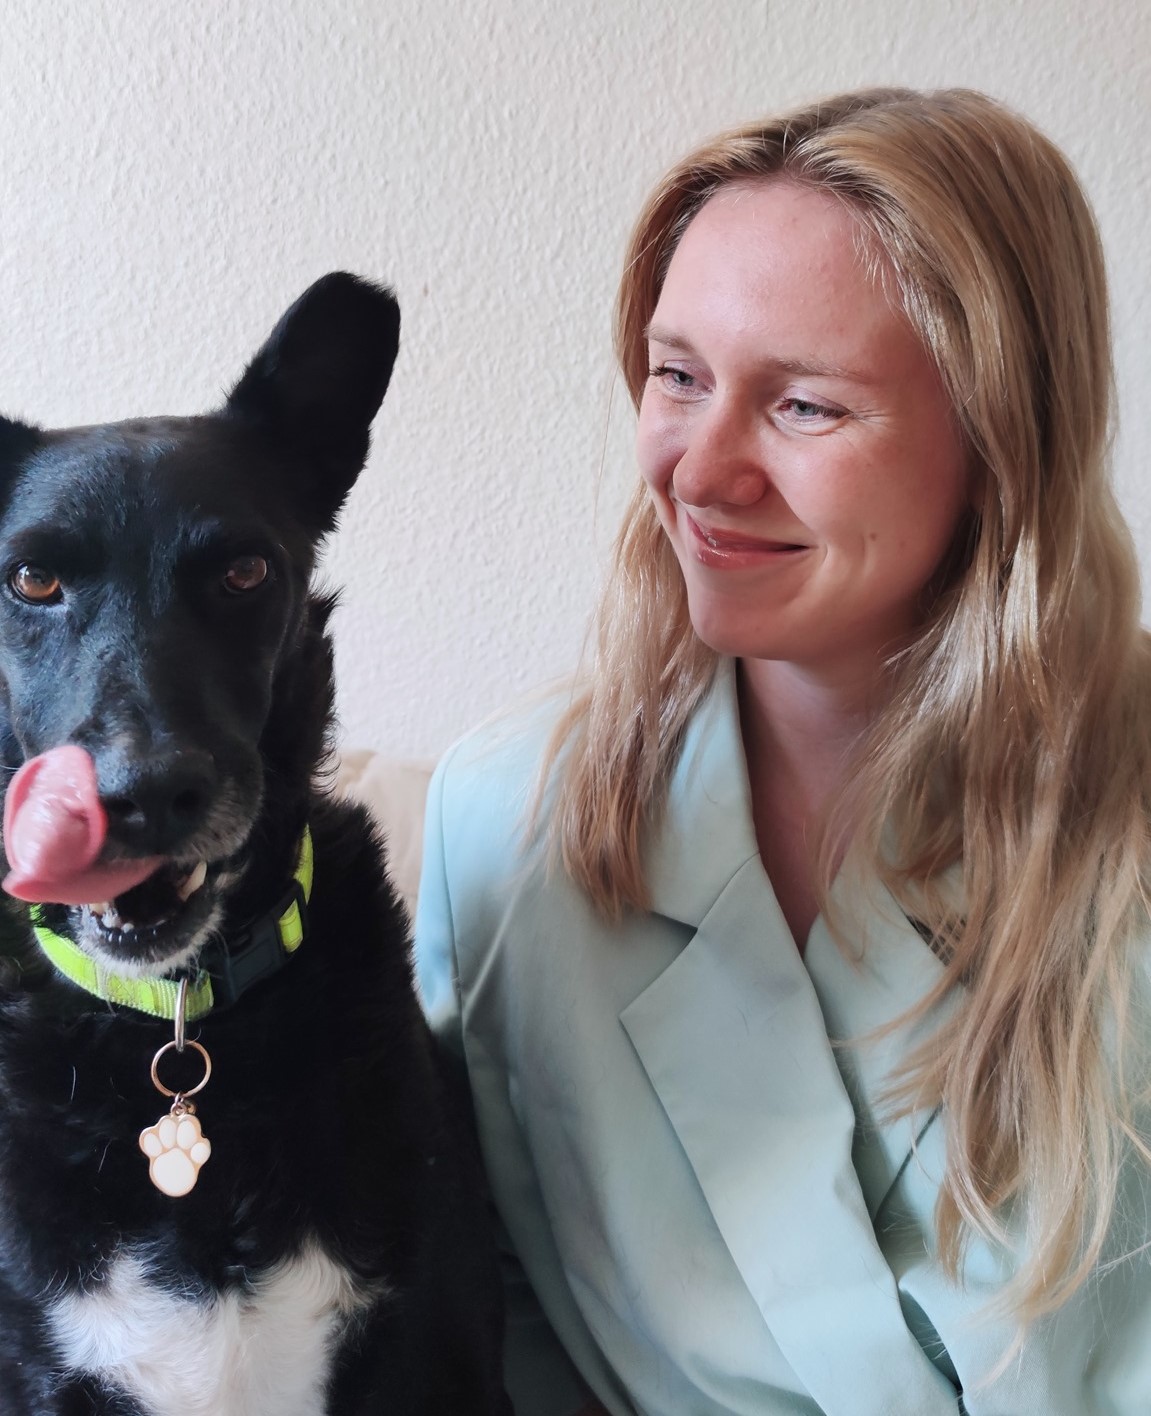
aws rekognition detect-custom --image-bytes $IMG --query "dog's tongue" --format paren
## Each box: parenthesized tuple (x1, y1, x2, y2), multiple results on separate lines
(2, 746, 161, 905)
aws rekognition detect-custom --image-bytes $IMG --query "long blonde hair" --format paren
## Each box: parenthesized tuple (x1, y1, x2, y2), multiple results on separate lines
(545, 87, 1151, 1321)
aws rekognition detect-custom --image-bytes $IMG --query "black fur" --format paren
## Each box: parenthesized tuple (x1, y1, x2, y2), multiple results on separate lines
(0, 275, 511, 1414)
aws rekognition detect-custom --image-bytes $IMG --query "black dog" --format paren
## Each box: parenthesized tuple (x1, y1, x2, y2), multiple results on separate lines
(0, 275, 511, 1414)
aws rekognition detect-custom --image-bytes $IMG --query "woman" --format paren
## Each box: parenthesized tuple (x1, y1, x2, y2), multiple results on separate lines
(416, 87, 1151, 1414)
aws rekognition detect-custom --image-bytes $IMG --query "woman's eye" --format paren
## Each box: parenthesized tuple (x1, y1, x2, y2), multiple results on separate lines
(649, 364, 699, 392)
(222, 555, 270, 594)
(780, 396, 845, 421)
(8, 564, 62, 605)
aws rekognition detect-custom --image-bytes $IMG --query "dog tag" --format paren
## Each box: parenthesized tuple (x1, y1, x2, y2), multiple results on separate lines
(140, 1097, 212, 1197)
(143, 1033, 213, 1197)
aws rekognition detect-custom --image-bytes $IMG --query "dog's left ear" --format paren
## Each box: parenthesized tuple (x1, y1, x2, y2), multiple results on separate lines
(224, 272, 401, 533)
(0, 415, 42, 469)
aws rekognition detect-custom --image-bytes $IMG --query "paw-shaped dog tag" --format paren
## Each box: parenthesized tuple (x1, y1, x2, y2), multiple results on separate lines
(140, 1107, 212, 1197)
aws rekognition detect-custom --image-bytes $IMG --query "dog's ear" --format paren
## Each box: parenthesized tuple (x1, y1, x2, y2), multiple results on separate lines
(0, 415, 42, 468)
(224, 273, 401, 534)
(0, 416, 42, 507)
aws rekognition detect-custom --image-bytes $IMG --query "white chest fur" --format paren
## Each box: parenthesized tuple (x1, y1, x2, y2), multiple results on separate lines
(47, 1240, 373, 1416)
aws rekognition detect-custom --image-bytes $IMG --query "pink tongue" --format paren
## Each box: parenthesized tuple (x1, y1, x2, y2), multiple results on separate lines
(3, 746, 162, 906)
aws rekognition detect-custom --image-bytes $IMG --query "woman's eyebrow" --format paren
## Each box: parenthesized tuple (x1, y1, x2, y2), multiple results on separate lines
(774, 354, 868, 382)
(644, 324, 695, 353)
(644, 324, 866, 383)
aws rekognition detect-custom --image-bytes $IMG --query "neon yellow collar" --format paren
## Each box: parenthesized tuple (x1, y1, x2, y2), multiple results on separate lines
(31, 829, 314, 1021)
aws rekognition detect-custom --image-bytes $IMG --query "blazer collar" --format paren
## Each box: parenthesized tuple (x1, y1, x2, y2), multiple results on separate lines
(642, 657, 761, 929)
(638, 656, 953, 1179)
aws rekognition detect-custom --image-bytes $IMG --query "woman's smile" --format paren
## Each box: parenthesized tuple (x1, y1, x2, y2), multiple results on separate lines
(684, 511, 810, 565)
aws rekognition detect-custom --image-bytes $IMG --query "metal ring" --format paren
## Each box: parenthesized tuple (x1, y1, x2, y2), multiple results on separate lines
(150, 1039, 212, 1098)
(174, 976, 188, 1053)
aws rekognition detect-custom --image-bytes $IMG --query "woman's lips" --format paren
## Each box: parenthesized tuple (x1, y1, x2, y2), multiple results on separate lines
(684, 512, 808, 563)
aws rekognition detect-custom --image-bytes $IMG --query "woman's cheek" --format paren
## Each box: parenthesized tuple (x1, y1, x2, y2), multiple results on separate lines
(635, 413, 680, 499)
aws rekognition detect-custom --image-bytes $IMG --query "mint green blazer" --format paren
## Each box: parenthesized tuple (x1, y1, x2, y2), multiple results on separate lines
(414, 661, 1151, 1415)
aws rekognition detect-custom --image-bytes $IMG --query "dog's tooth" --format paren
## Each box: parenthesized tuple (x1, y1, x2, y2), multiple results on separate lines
(87, 902, 111, 915)
(177, 861, 208, 901)
(100, 906, 123, 930)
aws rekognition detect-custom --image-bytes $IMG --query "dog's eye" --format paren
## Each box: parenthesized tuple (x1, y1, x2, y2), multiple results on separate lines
(8, 564, 63, 605)
(223, 555, 269, 594)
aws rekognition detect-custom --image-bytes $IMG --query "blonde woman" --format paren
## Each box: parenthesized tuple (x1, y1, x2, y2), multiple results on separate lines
(416, 88, 1151, 1415)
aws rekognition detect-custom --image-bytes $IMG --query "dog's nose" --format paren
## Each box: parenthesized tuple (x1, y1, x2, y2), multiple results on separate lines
(98, 751, 217, 856)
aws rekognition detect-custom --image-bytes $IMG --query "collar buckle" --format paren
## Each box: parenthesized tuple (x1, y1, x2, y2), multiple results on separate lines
(200, 875, 308, 1011)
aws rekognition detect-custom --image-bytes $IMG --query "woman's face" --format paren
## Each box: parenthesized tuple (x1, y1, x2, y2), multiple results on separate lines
(636, 180, 970, 683)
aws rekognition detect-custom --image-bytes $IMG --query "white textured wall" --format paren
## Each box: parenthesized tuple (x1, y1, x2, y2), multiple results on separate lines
(1, 1, 1147, 757)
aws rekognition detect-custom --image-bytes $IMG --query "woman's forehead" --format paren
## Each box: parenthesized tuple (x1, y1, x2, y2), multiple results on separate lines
(650, 181, 917, 375)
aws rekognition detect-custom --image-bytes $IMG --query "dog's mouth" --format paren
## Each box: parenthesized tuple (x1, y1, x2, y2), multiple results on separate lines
(86, 858, 210, 934)
(4, 743, 258, 974)
(75, 856, 230, 973)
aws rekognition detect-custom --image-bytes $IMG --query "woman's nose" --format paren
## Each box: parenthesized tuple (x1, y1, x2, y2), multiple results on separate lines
(670, 403, 769, 510)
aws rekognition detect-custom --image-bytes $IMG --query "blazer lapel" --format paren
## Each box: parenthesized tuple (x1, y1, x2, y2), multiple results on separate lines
(621, 662, 958, 1413)
(803, 877, 954, 1224)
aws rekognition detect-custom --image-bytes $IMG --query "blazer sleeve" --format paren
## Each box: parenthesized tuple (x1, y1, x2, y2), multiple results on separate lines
(414, 748, 600, 1416)
(412, 750, 464, 1058)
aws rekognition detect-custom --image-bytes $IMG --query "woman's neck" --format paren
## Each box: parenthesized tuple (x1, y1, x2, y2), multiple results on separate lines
(738, 657, 882, 951)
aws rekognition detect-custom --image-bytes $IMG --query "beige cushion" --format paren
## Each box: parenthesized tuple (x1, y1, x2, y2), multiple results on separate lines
(333, 750, 436, 922)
